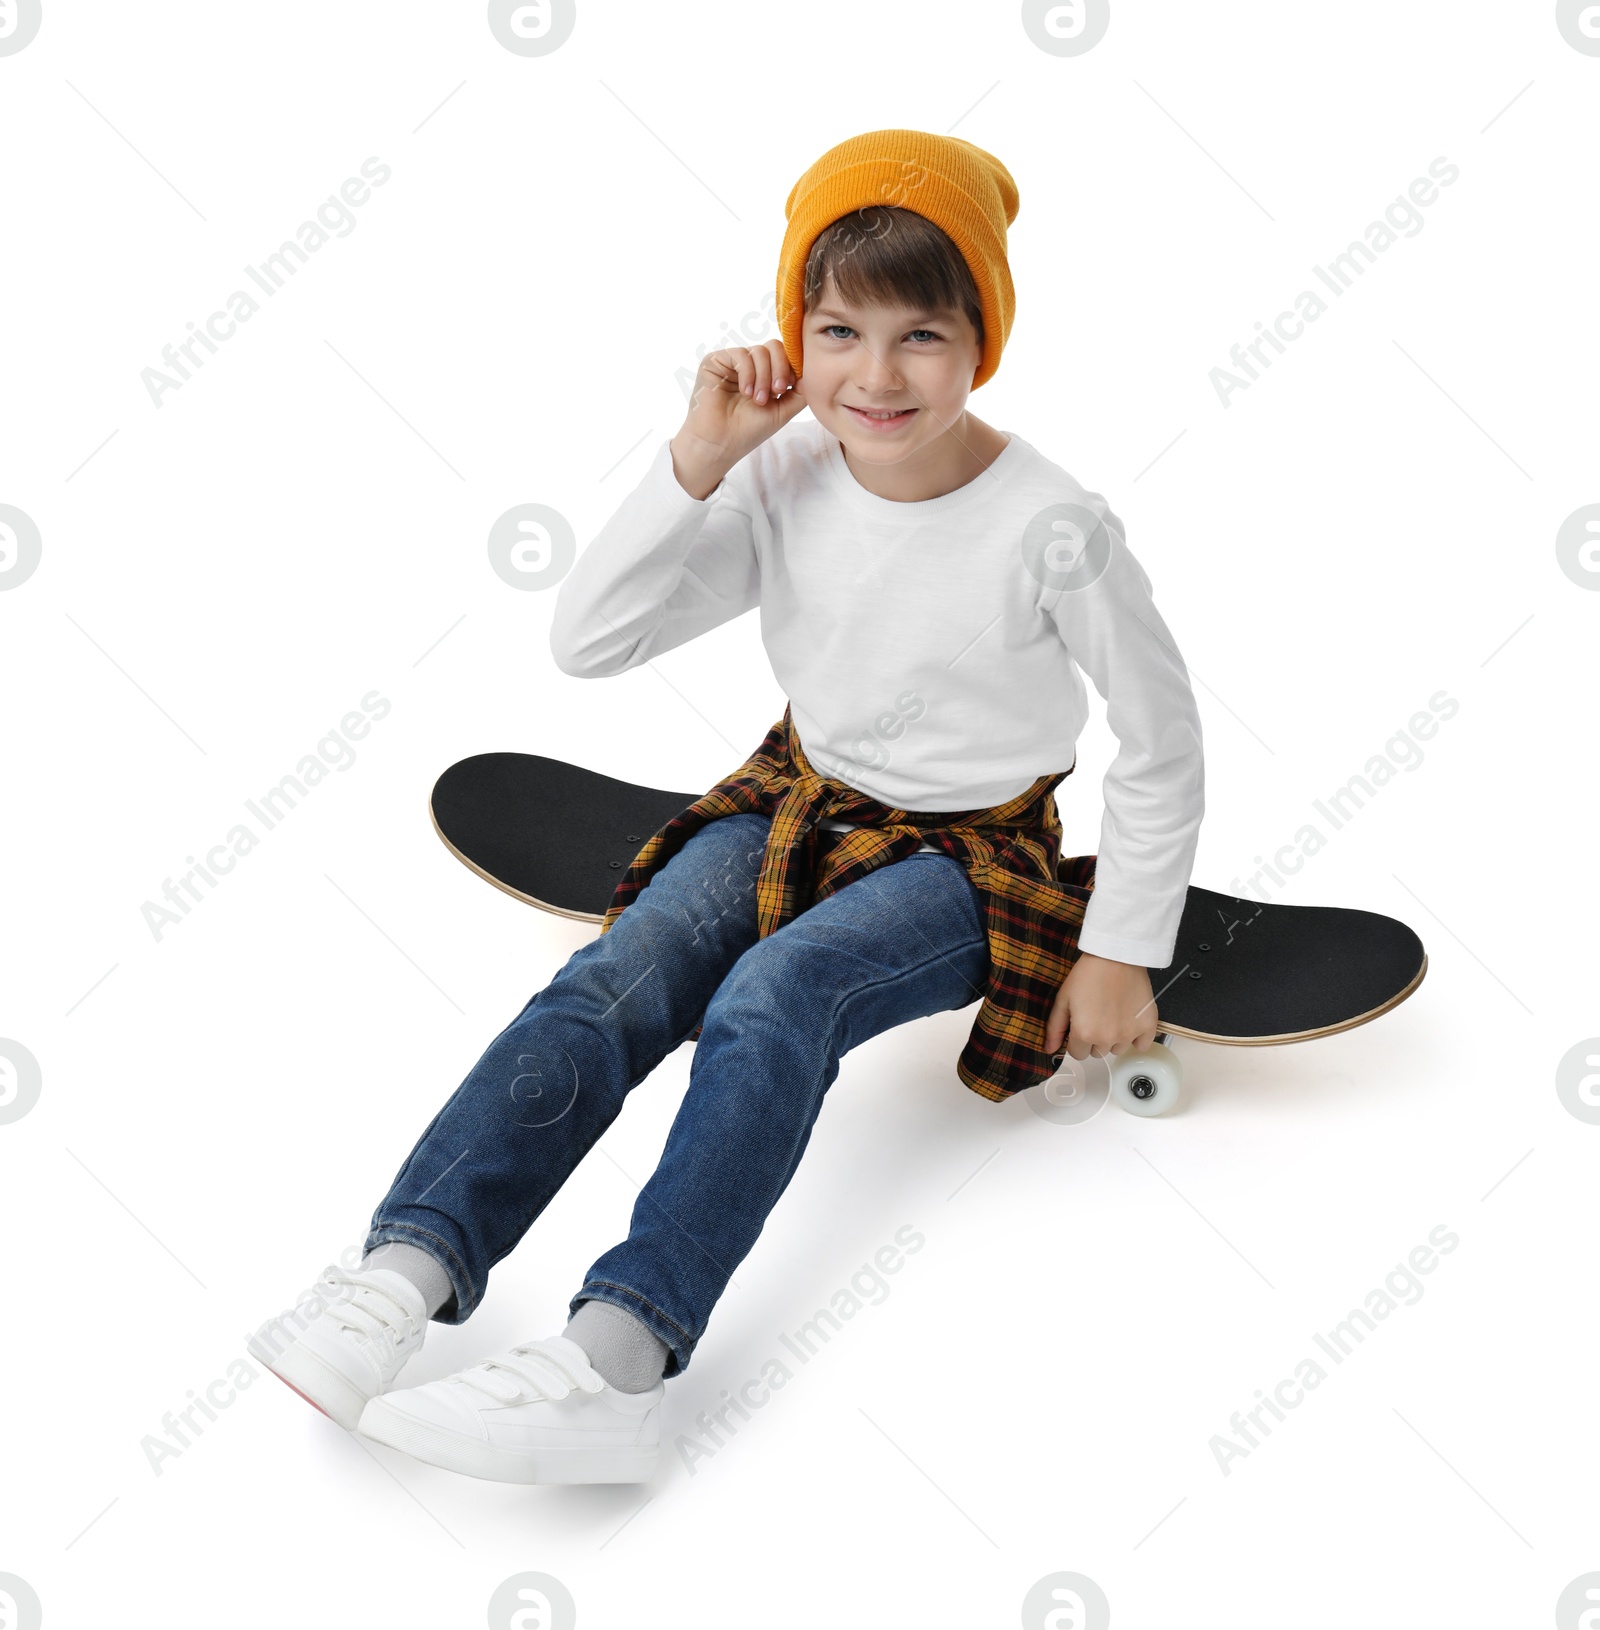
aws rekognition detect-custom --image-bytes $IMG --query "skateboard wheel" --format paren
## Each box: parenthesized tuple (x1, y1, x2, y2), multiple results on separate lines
(1108, 1042, 1182, 1117)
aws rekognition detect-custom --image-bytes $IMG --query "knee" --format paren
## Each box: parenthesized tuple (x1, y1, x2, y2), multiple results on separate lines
(700, 934, 835, 1044)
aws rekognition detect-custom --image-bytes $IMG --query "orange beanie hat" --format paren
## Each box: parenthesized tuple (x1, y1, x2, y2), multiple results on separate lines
(776, 128, 1019, 391)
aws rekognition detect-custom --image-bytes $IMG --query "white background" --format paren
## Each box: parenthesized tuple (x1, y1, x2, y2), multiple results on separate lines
(1, 2, 1595, 1626)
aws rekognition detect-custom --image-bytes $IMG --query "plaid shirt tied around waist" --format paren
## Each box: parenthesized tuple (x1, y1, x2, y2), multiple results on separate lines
(599, 704, 1099, 1102)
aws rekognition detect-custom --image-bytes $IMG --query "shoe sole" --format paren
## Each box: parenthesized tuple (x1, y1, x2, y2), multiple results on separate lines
(246, 1332, 369, 1431)
(357, 1396, 658, 1485)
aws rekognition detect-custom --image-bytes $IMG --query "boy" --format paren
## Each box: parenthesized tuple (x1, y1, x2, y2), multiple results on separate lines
(248, 128, 1204, 1486)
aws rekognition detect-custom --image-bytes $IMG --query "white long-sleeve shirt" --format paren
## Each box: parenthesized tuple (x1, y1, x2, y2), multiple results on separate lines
(550, 415, 1205, 969)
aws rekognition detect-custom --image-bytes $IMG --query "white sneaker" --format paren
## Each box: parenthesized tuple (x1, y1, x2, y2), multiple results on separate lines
(357, 1333, 661, 1484)
(246, 1265, 428, 1430)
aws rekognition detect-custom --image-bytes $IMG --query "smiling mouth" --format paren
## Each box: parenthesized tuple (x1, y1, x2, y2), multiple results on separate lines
(846, 405, 917, 426)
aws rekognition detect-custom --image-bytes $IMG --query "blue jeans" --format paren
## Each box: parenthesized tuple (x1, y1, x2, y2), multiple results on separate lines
(363, 811, 990, 1378)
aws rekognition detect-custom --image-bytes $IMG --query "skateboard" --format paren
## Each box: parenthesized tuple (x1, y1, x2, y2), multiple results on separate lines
(429, 751, 1428, 1117)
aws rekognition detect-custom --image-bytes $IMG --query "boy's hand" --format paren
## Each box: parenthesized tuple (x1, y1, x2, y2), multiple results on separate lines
(1045, 951, 1160, 1062)
(671, 341, 808, 499)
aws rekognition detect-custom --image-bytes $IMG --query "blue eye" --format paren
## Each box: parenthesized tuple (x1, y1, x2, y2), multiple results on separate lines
(822, 324, 941, 342)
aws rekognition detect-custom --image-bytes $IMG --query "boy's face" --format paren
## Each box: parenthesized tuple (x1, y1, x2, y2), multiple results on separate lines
(798, 275, 982, 467)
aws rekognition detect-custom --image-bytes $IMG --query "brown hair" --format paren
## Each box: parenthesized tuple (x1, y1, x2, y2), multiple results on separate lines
(800, 205, 984, 352)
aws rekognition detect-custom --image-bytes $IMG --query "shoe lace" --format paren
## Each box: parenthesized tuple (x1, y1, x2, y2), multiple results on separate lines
(318, 1265, 420, 1356)
(449, 1337, 607, 1406)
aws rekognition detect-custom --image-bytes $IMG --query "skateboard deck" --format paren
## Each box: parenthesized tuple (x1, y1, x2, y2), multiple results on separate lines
(430, 751, 1427, 1112)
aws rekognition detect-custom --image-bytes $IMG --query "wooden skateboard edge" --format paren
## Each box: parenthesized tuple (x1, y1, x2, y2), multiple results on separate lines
(428, 798, 608, 925)
(1155, 952, 1428, 1046)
